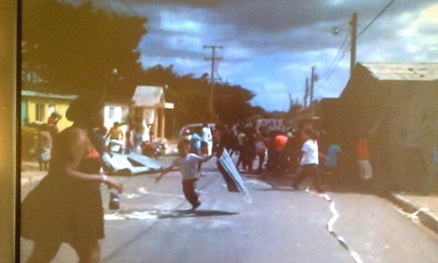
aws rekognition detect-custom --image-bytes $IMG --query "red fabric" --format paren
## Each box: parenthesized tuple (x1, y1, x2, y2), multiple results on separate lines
(88, 147, 100, 158)
(274, 135, 288, 151)
(356, 138, 369, 159)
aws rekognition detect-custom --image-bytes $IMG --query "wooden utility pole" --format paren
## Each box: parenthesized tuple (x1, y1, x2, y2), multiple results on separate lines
(304, 77, 309, 108)
(308, 66, 318, 116)
(310, 66, 315, 105)
(204, 45, 222, 118)
(350, 12, 358, 76)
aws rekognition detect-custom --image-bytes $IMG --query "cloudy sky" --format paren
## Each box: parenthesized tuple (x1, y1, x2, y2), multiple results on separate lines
(70, 0, 438, 111)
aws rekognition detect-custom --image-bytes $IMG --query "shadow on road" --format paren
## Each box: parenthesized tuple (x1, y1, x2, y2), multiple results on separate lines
(157, 209, 238, 219)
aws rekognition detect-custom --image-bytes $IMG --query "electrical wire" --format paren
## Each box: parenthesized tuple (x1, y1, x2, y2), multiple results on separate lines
(316, 41, 350, 94)
(215, 61, 223, 83)
(314, 0, 396, 98)
(357, 0, 396, 38)
(300, 0, 351, 102)
(321, 31, 349, 80)
(315, 30, 350, 95)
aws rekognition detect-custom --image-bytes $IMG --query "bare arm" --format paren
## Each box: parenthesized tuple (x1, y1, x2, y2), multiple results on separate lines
(156, 157, 179, 183)
(61, 128, 122, 192)
(200, 154, 214, 163)
(155, 165, 174, 183)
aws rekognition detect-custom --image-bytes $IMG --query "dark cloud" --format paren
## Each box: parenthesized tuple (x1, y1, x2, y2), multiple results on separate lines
(62, 0, 438, 110)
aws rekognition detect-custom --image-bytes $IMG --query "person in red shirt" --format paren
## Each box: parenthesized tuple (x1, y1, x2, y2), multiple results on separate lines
(269, 133, 288, 175)
(356, 135, 373, 180)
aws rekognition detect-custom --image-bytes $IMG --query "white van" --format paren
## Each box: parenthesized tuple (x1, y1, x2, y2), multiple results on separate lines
(179, 123, 216, 155)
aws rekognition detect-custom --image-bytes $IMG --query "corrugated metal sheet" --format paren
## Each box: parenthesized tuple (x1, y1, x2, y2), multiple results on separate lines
(21, 90, 77, 99)
(361, 63, 438, 81)
(131, 86, 164, 107)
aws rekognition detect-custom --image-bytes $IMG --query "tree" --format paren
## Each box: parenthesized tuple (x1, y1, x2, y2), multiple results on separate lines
(213, 82, 260, 124)
(22, 0, 147, 101)
(142, 65, 263, 126)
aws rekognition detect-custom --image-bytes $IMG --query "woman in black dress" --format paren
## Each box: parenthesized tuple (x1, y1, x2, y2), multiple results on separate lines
(22, 97, 123, 262)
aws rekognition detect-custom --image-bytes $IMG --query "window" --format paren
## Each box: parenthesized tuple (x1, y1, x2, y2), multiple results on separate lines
(35, 103, 45, 122)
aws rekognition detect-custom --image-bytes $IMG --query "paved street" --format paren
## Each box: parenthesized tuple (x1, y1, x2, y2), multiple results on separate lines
(20, 155, 438, 263)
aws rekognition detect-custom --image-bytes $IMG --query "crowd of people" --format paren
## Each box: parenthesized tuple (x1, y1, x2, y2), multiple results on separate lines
(179, 120, 373, 194)
(23, 96, 374, 262)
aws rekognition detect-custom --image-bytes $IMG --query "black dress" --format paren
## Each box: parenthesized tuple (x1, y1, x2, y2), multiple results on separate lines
(21, 134, 104, 244)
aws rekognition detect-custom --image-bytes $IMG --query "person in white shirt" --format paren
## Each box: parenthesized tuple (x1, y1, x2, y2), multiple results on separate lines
(155, 141, 214, 210)
(291, 128, 324, 193)
(201, 123, 213, 155)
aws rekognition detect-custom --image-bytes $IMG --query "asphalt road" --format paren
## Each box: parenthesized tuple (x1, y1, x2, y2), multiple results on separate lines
(20, 155, 438, 263)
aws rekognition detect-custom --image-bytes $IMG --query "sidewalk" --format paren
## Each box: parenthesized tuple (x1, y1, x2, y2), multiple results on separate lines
(383, 190, 438, 234)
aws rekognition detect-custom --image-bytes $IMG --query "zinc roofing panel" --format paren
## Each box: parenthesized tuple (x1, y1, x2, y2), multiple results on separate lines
(362, 63, 438, 81)
(131, 86, 163, 107)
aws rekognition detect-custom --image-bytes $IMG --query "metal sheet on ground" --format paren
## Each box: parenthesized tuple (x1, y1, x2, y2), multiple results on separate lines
(102, 152, 166, 175)
(217, 149, 252, 203)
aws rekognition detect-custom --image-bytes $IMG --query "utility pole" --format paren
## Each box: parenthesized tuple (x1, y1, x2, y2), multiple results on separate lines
(310, 66, 315, 105)
(204, 45, 223, 119)
(309, 66, 318, 116)
(310, 66, 318, 105)
(350, 12, 358, 77)
(304, 78, 309, 108)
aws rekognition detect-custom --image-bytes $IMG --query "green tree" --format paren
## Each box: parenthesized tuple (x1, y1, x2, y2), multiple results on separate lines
(142, 65, 263, 126)
(22, 0, 147, 100)
(213, 82, 261, 124)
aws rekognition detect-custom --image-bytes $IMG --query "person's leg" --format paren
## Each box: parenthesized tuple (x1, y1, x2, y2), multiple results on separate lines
(311, 165, 324, 193)
(236, 146, 243, 169)
(358, 160, 365, 180)
(292, 165, 307, 189)
(257, 152, 265, 172)
(27, 239, 61, 263)
(182, 179, 200, 209)
(70, 240, 101, 263)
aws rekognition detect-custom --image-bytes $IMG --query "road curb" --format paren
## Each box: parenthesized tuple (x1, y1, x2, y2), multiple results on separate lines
(384, 192, 438, 235)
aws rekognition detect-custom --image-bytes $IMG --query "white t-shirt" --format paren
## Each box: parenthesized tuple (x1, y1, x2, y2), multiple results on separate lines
(300, 139, 319, 165)
(172, 153, 203, 180)
(201, 127, 212, 142)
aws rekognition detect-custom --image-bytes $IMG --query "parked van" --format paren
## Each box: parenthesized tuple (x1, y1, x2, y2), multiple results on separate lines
(179, 123, 216, 155)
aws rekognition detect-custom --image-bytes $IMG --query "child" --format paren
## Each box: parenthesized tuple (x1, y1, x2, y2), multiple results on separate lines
(323, 137, 342, 177)
(291, 128, 324, 193)
(37, 124, 52, 171)
(155, 142, 214, 210)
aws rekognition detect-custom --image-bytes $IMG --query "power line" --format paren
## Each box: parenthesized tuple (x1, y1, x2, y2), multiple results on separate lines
(320, 31, 350, 81)
(317, 41, 350, 92)
(357, 0, 396, 38)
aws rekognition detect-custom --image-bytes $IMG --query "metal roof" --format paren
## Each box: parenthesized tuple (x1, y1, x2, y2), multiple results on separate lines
(21, 90, 78, 100)
(361, 63, 438, 81)
(131, 86, 164, 107)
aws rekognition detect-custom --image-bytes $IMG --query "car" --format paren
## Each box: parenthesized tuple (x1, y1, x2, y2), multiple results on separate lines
(179, 123, 216, 137)
(179, 123, 216, 155)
